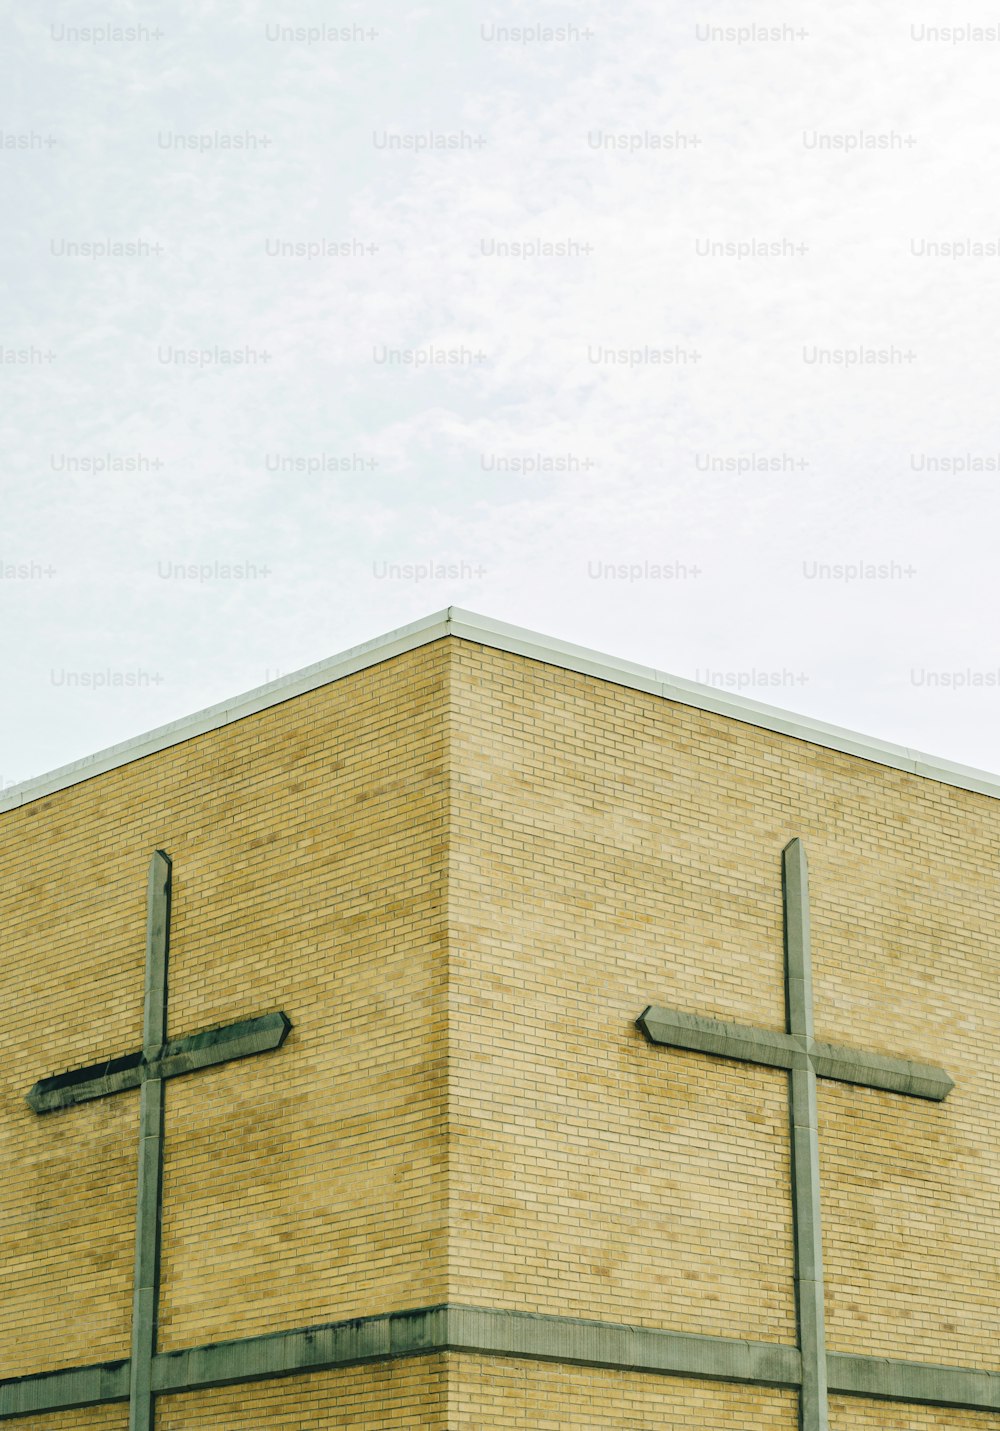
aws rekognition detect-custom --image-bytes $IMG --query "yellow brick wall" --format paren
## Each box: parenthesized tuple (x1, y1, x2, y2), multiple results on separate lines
(156, 1358, 448, 1428)
(828, 1395, 1000, 1430)
(4, 632, 1000, 1425)
(0, 643, 450, 1377)
(8, 1408, 127, 1431)
(448, 642, 1000, 1370)
(447, 1356, 798, 1428)
(13, 1370, 997, 1430)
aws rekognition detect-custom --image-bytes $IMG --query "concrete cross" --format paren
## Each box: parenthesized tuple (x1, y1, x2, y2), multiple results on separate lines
(636, 837, 954, 1431)
(26, 850, 292, 1431)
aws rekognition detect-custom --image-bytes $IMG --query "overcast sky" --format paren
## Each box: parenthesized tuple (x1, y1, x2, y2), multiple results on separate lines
(3, 1, 1000, 790)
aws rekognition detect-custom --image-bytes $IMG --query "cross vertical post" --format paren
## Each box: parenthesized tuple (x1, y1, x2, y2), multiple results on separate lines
(783, 837, 829, 1431)
(129, 849, 171, 1431)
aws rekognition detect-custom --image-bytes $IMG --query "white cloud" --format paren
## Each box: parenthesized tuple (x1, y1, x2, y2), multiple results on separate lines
(2, 0, 999, 780)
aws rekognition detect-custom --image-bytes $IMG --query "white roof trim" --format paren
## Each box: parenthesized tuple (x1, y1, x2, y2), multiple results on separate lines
(2, 606, 999, 813)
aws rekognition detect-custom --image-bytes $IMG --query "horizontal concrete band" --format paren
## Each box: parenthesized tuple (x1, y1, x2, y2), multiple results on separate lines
(152, 1305, 800, 1394)
(26, 1012, 292, 1112)
(636, 1006, 954, 1100)
(2, 1306, 998, 1418)
(0, 1361, 128, 1418)
(829, 1351, 1000, 1410)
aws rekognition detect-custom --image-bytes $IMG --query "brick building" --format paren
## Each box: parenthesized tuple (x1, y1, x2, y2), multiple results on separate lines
(1, 608, 998, 1430)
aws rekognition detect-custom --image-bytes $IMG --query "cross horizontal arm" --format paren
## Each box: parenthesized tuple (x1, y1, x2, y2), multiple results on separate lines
(810, 1041, 953, 1101)
(26, 1011, 292, 1114)
(636, 1006, 953, 1101)
(636, 1006, 800, 1070)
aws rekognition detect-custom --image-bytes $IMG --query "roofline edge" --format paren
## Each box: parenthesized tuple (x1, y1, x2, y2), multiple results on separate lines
(2, 606, 998, 812)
